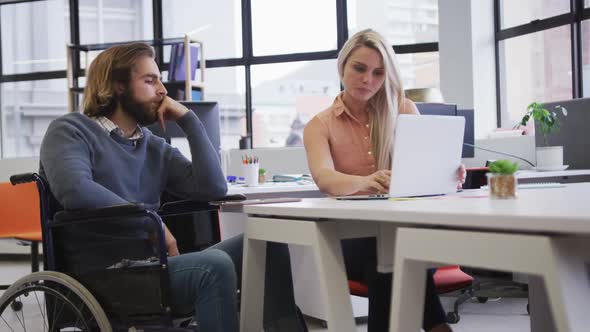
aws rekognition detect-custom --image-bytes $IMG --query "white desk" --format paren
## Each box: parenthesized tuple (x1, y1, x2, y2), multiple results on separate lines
(516, 169, 590, 183)
(225, 181, 363, 323)
(227, 181, 320, 198)
(240, 183, 590, 332)
(223, 181, 322, 239)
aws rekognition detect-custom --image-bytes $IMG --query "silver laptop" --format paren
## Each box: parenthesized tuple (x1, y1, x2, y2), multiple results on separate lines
(336, 114, 465, 200)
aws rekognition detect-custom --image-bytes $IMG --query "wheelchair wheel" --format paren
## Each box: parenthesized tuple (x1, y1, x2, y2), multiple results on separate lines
(0, 271, 112, 332)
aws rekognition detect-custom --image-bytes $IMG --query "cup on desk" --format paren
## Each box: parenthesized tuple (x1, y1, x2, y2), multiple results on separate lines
(243, 163, 259, 186)
(242, 154, 260, 186)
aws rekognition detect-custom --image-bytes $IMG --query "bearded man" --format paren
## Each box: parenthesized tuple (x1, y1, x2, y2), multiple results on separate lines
(40, 43, 306, 331)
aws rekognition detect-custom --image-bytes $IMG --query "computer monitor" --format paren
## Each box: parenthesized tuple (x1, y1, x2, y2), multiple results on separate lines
(540, 98, 590, 169)
(147, 101, 221, 156)
(415, 103, 475, 158)
(457, 109, 475, 158)
(415, 102, 457, 116)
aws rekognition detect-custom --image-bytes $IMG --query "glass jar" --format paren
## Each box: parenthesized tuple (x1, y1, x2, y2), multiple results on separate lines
(487, 173, 517, 199)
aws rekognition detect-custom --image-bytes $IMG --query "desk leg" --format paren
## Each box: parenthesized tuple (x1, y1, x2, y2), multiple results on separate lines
(529, 275, 556, 332)
(239, 217, 356, 332)
(377, 225, 397, 273)
(389, 233, 427, 332)
(311, 223, 356, 332)
(240, 236, 267, 332)
(538, 237, 590, 332)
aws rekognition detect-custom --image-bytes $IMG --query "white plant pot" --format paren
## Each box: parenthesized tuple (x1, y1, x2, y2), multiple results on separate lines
(535, 146, 563, 168)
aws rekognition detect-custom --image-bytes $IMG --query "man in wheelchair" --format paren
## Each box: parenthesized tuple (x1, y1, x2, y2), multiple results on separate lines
(36, 43, 306, 331)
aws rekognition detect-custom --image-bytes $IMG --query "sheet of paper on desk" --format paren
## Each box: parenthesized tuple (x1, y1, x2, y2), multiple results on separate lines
(272, 174, 311, 182)
(221, 197, 302, 205)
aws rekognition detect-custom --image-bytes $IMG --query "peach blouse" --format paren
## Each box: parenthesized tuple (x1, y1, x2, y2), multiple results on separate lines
(312, 93, 415, 177)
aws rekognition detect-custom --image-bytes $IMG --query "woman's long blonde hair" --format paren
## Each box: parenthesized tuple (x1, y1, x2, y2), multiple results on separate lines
(337, 29, 404, 170)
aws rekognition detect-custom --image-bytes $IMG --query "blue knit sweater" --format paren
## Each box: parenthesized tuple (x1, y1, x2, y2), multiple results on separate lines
(40, 111, 227, 211)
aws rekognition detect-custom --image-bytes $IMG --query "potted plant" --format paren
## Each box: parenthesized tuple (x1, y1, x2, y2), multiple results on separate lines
(487, 160, 519, 199)
(258, 168, 267, 184)
(517, 102, 568, 170)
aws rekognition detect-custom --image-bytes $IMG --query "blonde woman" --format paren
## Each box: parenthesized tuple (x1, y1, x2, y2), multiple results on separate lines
(304, 29, 458, 332)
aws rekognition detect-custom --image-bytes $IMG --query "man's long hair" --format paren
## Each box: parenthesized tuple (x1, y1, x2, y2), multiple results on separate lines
(82, 43, 155, 117)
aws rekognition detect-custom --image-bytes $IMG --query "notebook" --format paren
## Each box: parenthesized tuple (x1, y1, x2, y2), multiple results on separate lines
(336, 115, 465, 200)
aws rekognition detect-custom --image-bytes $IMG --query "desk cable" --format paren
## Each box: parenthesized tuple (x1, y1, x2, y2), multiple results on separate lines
(463, 143, 536, 167)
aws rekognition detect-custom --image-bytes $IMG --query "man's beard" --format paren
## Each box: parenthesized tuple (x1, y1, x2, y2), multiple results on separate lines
(119, 90, 158, 126)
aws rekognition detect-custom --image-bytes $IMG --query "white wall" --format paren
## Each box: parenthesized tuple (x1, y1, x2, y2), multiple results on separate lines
(439, 0, 497, 139)
(225, 147, 309, 179)
(0, 157, 39, 182)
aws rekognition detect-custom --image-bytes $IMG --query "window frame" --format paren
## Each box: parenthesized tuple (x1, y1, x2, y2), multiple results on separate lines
(0, 0, 441, 155)
(494, 0, 590, 127)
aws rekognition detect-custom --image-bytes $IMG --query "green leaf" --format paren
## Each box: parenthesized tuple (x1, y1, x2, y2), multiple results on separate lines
(520, 101, 564, 143)
(488, 160, 519, 174)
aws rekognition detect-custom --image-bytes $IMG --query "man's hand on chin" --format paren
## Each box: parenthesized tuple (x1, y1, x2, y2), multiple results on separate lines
(156, 96, 190, 131)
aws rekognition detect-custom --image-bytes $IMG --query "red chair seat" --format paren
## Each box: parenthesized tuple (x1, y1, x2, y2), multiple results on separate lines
(433, 265, 474, 294)
(14, 232, 42, 242)
(348, 265, 473, 297)
(348, 280, 369, 297)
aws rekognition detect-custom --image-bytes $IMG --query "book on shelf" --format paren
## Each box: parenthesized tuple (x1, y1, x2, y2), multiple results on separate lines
(167, 88, 202, 101)
(169, 43, 200, 81)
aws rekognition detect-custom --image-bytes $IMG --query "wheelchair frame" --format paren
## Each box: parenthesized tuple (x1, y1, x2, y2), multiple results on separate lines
(0, 172, 245, 332)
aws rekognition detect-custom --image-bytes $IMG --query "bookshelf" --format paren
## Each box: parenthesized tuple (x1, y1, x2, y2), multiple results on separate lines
(66, 35, 205, 112)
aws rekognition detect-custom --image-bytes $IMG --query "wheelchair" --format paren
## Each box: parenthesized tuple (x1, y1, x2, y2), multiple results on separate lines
(0, 172, 245, 332)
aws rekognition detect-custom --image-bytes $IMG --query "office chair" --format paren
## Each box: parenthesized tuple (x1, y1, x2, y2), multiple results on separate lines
(347, 265, 473, 324)
(0, 181, 43, 311)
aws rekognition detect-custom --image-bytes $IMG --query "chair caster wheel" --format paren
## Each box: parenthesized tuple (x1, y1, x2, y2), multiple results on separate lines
(11, 300, 23, 311)
(476, 296, 488, 303)
(446, 312, 460, 324)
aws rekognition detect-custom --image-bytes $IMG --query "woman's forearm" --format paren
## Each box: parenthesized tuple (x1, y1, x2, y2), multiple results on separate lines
(314, 168, 366, 196)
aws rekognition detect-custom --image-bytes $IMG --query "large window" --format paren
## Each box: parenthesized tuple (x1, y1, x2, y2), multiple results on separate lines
(78, 0, 153, 45)
(205, 66, 246, 150)
(162, 0, 242, 59)
(251, 0, 337, 56)
(251, 60, 339, 147)
(499, 26, 572, 126)
(1, 79, 67, 158)
(348, 0, 440, 90)
(1, 0, 69, 75)
(396, 52, 439, 89)
(495, 0, 590, 127)
(348, 0, 439, 44)
(500, 0, 570, 29)
(0, 0, 441, 157)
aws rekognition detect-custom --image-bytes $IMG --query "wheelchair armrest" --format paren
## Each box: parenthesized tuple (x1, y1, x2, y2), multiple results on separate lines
(53, 203, 148, 223)
(10, 172, 39, 185)
(51, 203, 168, 266)
(158, 194, 247, 216)
(214, 194, 248, 204)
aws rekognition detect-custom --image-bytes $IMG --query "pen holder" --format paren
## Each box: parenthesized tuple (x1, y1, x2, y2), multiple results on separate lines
(242, 163, 260, 187)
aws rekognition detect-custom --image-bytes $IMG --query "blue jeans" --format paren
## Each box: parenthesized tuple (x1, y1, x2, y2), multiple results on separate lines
(167, 249, 239, 332)
(210, 235, 306, 332)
